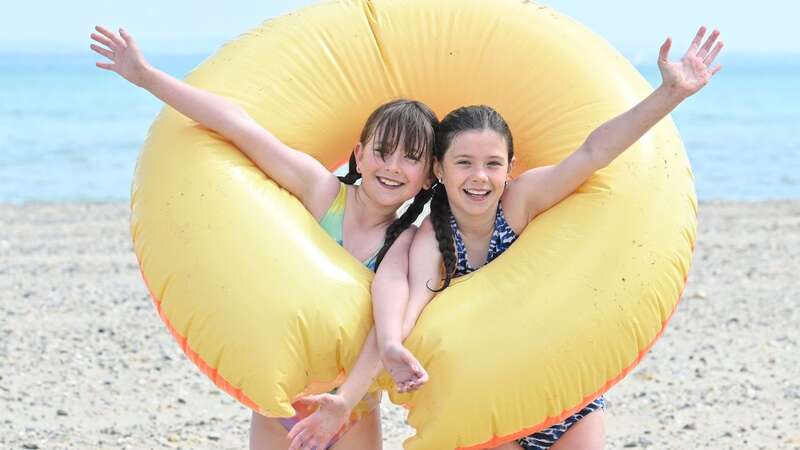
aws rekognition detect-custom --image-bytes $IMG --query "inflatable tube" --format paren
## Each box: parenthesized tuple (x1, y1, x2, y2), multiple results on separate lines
(131, 0, 696, 448)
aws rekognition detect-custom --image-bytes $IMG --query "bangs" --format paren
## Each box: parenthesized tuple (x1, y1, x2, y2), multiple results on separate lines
(368, 105, 435, 163)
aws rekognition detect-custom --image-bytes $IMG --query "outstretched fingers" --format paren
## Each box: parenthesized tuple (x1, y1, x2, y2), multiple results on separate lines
(686, 26, 707, 56)
(94, 26, 125, 50)
(287, 418, 309, 441)
(704, 40, 724, 66)
(287, 426, 308, 450)
(90, 44, 113, 60)
(697, 29, 720, 59)
(90, 32, 112, 48)
(119, 28, 138, 50)
(658, 37, 672, 64)
(287, 417, 328, 450)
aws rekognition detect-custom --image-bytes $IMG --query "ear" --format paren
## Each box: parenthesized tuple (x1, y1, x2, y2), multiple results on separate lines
(422, 175, 434, 190)
(432, 159, 444, 184)
(507, 155, 516, 178)
(353, 142, 364, 173)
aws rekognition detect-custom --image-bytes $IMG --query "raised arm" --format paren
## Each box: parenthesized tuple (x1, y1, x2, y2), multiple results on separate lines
(90, 26, 339, 218)
(507, 26, 723, 222)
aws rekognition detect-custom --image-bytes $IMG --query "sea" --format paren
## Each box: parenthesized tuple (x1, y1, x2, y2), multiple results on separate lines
(1, 52, 798, 203)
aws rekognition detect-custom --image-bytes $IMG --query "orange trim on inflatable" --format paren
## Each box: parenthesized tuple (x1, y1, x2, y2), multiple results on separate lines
(134, 258, 356, 417)
(457, 245, 696, 449)
(135, 265, 264, 413)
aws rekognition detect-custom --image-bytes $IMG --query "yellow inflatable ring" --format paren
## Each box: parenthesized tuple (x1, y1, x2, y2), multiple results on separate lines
(131, 0, 696, 448)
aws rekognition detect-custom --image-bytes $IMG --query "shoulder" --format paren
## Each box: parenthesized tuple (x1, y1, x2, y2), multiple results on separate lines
(411, 217, 443, 254)
(395, 225, 419, 245)
(499, 183, 530, 234)
(308, 179, 347, 220)
(417, 217, 436, 239)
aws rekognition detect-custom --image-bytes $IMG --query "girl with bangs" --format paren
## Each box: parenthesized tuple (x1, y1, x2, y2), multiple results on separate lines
(91, 26, 437, 449)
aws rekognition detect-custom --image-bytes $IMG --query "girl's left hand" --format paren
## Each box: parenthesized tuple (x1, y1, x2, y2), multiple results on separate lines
(658, 26, 723, 98)
(287, 393, 350, 450)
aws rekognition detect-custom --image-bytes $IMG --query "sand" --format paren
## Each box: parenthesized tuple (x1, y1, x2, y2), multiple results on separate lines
(1, 200, 798, 449)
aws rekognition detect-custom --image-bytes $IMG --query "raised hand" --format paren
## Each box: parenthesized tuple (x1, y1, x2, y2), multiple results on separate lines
(658, 26, 723, 98)
(90, 26, 151, 87)
(382, 342, 429, 393)
(287, 393, 350, 450)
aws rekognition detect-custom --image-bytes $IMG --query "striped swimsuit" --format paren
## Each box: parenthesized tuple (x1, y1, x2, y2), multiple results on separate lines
(449, 204, 605, 450)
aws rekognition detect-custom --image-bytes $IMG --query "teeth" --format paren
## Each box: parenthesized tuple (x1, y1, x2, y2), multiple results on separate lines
(378, 177, 402, 187)
(464, 189, 489, 196)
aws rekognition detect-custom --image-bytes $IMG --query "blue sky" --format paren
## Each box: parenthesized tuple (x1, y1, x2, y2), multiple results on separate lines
(2, 0, 797, 59)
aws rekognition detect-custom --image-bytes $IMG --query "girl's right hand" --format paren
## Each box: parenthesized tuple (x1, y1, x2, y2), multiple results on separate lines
(90, 26, 152, 87)
(382, 341, 429, 393)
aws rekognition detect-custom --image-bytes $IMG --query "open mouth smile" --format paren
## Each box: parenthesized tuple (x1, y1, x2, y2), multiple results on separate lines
(463, 187, 491, 200)
(377, 176, 405, 189)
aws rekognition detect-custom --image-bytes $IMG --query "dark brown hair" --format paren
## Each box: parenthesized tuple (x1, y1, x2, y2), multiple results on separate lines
(337, 99, 438, 268)
(429, 105, 513, 290)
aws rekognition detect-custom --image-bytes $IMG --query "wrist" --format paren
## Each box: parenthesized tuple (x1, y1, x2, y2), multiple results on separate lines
(336, 386, 361, 411)
(656, 82, 689, 105)
(378, 338, 401, 358)
(135, 63, 157, 89)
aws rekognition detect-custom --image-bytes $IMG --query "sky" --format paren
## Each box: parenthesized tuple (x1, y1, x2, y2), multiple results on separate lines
(1, 0, 798, 59)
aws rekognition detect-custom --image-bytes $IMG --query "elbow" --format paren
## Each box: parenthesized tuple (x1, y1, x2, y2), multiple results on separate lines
(583, 137, 612, 170)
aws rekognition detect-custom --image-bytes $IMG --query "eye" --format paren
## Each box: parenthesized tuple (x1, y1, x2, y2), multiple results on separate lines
(488, 161, 503, 167)
(456, 160, 470, 166)
(404, 154, 421, 163)
(372, 148, 387, 161)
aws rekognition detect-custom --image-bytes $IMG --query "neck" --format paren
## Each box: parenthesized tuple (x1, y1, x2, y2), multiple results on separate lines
(450, 202, 497, 241)
(350, 185, 398, 230)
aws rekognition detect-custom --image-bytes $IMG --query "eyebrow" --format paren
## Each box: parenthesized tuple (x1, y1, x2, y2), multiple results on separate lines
(452, 153, 505, 161)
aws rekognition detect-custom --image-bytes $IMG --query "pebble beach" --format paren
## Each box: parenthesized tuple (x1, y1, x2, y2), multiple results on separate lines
(1, 200, 798, 449)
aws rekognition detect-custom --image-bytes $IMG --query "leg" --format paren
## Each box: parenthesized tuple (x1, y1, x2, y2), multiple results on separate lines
(330, 407, 383, 450)
(250, 411, 291, 450)
(549, 409, 605, 450)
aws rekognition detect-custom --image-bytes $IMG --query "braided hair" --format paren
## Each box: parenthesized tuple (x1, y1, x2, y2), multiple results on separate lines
(428, 105, 514, 290)
(337, 99, 438, 269)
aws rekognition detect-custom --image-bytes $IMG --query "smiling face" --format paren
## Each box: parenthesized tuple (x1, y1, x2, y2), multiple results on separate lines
(354, 135, 431, 207)
(434, 129, 511, 217)
(347, 99, 437, 209)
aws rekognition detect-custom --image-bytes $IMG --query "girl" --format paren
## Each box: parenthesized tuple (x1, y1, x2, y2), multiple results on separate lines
(287, 26, 724, 450)
(90, 26, 437, 450)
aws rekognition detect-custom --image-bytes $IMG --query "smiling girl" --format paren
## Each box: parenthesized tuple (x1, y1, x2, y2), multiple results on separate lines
(90, 25, 438, 450)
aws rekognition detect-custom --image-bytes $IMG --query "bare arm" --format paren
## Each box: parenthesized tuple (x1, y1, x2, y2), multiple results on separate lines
(398, 219, 442, 339)
(285, 227, 417, 450)
(507, 27, 723, 222)
(372, 251, 410, 354)
(90, 26, 339, 218)
(336, 227, 418, 406)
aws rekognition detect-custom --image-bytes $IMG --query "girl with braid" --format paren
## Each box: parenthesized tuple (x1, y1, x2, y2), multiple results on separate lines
(91, 26, 437, 450)
(368, 27, 722, 450)
(286, 26, 723, 450)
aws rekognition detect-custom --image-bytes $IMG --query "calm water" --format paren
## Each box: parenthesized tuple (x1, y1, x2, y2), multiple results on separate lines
(1, 52, 798, 203)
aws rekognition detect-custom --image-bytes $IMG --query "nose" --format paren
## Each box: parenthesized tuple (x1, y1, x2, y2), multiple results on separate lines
(470, 166, 489, 183)
(383, 150, 401, 172)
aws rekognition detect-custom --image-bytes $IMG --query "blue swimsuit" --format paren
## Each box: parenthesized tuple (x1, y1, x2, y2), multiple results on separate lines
(449, 204, 605, 450)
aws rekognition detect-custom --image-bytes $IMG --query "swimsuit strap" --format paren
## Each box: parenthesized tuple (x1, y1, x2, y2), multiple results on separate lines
(319, 183, 380, 271)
